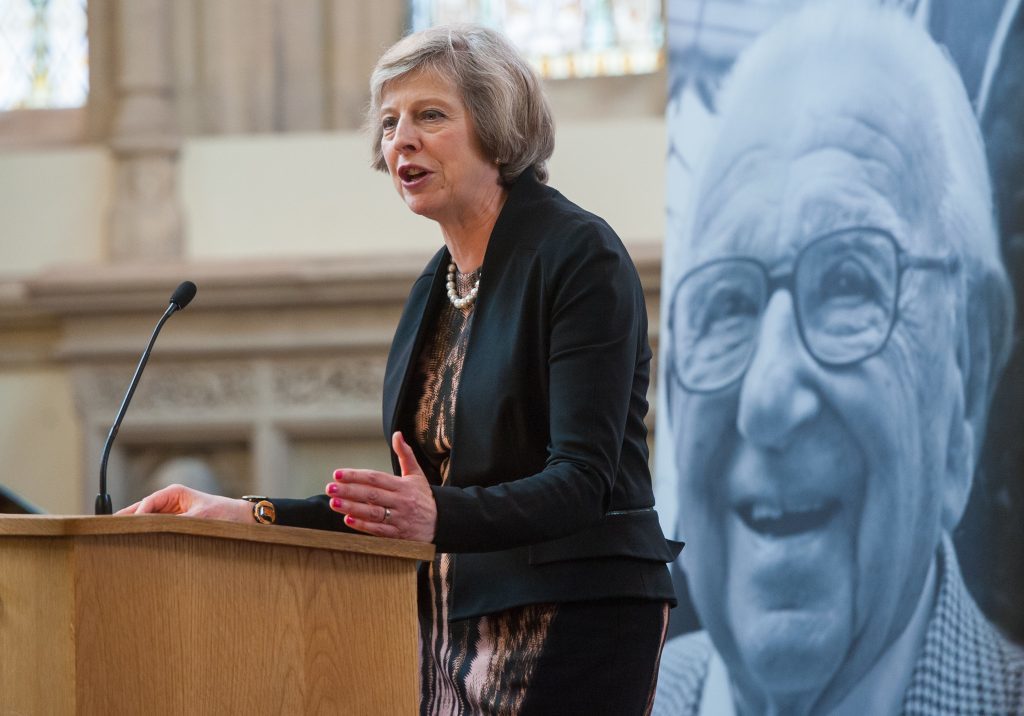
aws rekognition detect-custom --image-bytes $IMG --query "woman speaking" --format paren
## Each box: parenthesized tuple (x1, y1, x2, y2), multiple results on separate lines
(120, 24, 679, 714)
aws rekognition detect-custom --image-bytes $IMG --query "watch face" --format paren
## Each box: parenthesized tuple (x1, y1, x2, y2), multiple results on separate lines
(254, 500, 276, 525)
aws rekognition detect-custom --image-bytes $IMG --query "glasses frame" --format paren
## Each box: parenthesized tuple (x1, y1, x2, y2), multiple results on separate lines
(667, 227, 959, 395)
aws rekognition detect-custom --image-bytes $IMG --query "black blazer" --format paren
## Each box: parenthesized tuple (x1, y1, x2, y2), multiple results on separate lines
(276, 172, 680, 620)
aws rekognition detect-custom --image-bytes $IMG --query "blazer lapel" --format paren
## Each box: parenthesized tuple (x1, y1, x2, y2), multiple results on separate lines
(445, 171, 548, 481)
(382, 247, 449, 443)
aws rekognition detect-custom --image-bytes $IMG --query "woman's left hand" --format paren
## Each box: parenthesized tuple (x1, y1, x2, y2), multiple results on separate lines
(326, 431, 437, 542)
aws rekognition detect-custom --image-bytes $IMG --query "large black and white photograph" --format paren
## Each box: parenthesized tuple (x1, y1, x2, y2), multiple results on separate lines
(655, 0, 1024, 713)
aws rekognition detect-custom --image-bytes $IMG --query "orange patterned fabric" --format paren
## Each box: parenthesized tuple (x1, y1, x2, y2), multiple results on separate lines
(413, 267, 477, 485)
(412, 267, 559, 715)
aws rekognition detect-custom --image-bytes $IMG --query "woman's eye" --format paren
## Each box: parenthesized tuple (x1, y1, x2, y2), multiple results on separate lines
(381, 117, 397, 131)
(422, 109, 444, 121)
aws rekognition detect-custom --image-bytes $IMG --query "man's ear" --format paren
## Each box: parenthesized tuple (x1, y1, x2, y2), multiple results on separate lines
(945, 285, 979, 532)
(942, 387, 973, 532)
(946, 266, 1014, 530)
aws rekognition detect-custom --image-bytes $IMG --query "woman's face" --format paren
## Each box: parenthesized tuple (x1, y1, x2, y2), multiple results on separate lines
(379, 69, 502, 229)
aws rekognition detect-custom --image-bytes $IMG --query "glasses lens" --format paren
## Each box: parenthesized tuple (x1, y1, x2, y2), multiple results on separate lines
(796, 230, 898, 364)
(672, 260, 766, 391)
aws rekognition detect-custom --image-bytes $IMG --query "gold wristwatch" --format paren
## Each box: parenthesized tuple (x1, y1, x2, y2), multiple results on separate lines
(241, 495, 276, 525)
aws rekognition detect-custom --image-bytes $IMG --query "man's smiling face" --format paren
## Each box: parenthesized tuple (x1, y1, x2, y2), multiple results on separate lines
(670, 47, 968, 712)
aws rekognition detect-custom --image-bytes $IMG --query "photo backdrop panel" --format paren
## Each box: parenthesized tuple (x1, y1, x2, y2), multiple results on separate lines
(655, 0, 1024, 712)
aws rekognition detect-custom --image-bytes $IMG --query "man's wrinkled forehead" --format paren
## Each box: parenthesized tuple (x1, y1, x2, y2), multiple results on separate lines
(689, 56, 938, 261)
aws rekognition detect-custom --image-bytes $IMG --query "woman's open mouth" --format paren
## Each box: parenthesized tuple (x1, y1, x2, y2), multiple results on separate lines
(398, 165, 431, 185)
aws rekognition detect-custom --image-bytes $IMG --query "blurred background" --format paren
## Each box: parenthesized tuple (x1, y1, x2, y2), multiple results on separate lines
(0, 0, 669, 514)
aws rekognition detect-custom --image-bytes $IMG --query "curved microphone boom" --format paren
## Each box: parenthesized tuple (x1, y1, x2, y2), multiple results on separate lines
(95, 281, 197, 515)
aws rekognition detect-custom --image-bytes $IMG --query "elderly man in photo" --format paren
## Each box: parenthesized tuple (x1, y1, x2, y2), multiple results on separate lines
(655, 3, 1023, 714)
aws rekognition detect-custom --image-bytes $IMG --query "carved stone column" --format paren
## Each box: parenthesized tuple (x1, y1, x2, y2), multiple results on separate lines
(107, 0, 184, 260)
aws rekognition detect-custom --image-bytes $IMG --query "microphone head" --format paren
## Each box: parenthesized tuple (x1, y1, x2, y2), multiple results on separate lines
(169, 281, 197, 310)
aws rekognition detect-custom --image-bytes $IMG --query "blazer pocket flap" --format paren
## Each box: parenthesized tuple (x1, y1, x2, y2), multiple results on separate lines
(529, 509, 683, 565)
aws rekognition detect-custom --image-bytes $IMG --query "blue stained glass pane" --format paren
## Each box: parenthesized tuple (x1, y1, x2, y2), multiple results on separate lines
(0, 0, 89, 111)
(411, 0, 664, 79)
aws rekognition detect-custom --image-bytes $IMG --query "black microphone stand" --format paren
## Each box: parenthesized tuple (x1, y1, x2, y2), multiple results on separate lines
(96, 282, 195, 515)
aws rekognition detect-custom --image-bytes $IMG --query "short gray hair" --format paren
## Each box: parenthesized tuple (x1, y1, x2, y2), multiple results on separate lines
(368, 24, 555, 186)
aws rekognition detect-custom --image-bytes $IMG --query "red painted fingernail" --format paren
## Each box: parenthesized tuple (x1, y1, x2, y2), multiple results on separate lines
(326, 483, 339, 495)
(330, 497, 342, 509)
(344, 515, 354, 525)
(334, 469, 344, 480)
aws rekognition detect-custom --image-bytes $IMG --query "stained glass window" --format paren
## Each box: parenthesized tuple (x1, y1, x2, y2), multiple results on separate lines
(0, 0, 89, 111)
(411, 0, 664, 79)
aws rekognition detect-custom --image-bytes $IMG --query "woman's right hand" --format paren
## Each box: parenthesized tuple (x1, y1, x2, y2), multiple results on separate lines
(115, 483, 252, 523)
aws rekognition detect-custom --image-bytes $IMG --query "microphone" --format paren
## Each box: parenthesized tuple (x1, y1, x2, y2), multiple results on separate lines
(95, 281, 197, 515)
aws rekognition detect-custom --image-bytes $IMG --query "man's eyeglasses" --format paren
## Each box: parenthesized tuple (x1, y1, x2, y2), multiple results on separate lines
(667, 227, 958, 393)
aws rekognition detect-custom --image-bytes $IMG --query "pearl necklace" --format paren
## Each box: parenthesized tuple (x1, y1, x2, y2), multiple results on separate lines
(446, 262, 481, 309)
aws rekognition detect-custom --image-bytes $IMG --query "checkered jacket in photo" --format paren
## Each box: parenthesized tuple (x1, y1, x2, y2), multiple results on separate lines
(654, 537, 1024, 715)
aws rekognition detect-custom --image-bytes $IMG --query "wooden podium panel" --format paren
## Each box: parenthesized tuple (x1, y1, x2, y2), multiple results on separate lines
(0, 515, 433, 715)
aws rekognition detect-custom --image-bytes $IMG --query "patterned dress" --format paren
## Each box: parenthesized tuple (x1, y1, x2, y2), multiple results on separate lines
(410, 268, 558, 714)
(408, 268, 668, 716)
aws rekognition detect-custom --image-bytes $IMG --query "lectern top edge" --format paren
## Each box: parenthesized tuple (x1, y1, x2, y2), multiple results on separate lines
(0, 514, 434, 562)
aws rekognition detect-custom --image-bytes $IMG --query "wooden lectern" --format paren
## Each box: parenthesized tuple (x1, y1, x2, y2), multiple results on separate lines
(0, 515, 433, 715)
